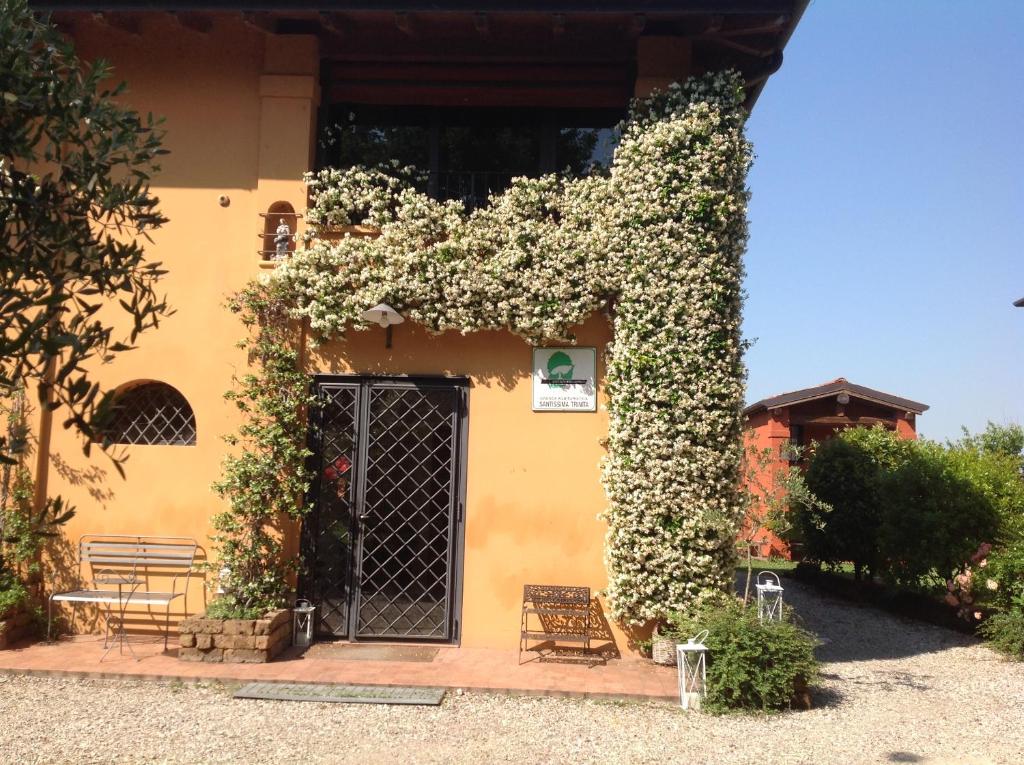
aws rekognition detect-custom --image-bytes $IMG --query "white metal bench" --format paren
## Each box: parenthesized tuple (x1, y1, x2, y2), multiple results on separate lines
(48, 535, 198, 651)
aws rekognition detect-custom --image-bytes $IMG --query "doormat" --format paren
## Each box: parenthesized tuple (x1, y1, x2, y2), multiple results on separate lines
(233, 682, 446, 706)
(303, 643, 440, 663)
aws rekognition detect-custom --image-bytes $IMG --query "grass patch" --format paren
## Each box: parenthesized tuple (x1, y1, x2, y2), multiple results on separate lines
(737, 558, 798, 576)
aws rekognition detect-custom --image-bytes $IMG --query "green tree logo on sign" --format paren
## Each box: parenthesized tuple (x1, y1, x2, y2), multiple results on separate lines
(546, 351, 575, 381)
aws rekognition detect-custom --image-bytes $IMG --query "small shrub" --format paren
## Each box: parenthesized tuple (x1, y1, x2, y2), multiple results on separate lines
(669, 599, 819, 713)
(0, 571, 29, 618)
(981, 542, 1024, 613)
(204, 596, 266, 621)
(978, 611, 1024, 659)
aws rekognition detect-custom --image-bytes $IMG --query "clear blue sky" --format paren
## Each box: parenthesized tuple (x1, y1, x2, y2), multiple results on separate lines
(743, 0, 1024, 442)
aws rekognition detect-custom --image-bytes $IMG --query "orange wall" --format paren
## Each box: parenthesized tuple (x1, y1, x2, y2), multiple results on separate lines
(39, 17, 646, 653)
(309, 316, 619, 650)
(40, 17, 314, 630)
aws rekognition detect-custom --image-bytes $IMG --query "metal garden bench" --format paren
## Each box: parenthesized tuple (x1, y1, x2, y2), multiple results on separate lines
(519, 584, 591, 662)
(47, 535, 198, 653)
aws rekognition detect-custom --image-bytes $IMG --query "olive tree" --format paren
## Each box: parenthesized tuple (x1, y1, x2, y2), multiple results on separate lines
(0, 0, 169, 466)
(1, 1, 167, 600)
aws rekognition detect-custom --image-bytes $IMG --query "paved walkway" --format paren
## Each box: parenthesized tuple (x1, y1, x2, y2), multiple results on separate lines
(0, 634, 678, 701)
(2, 578, 1023, 764)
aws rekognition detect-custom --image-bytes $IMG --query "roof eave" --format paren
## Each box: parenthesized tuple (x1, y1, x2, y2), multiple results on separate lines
(744, 385, 929, 418)
(744, 0, 809, 108)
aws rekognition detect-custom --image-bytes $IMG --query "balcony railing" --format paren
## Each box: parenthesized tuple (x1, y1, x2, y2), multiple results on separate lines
(429, 170, 517, 211)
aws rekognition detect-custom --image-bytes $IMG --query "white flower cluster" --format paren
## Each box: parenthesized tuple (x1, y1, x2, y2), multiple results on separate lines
(303, 162, 427, 229)
(275, 71, 751, 624)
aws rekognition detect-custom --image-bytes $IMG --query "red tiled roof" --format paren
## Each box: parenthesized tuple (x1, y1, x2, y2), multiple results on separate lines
(744, 378, 928, 416)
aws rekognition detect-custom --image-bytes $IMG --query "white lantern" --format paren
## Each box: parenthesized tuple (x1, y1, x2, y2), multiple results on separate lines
(676, 629, 709, 711)
(756, 571, 784, 622)
(293, 599, 316, 648)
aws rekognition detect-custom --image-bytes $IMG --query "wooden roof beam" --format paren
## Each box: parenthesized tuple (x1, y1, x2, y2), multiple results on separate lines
(718, 14, 789, 37)
(394, 11, 417, 36)
(629, 13, 646, 37)
(708, 35, 776, 58)
(91, 11, 140, 35)
(34, 1, 796, 12)
(168, 11, 212, 33)
(241, 11, 275, 34)
(319, 11, 350, 37)
(51, 13, 76, 37)
(703, 14, 724, 34)
(473, 12, 490, 37)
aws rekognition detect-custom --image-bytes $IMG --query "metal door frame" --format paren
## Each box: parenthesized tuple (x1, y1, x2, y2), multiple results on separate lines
(302, 374, 469, 644)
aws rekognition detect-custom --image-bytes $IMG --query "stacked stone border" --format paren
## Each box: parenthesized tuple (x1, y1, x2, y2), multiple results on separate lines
(178, 609, 290, 663)
(0, 606, 33, 650)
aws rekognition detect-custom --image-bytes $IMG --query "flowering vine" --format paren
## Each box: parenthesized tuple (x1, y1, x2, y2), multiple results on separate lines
(210, 280, 314, 616)
(263, 71, 751, 624)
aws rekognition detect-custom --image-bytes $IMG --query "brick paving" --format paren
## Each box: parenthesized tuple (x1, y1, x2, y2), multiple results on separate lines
(0, 635, 678, 702)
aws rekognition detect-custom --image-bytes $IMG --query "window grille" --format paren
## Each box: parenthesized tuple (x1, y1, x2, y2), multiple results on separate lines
(106, 382, 197, 446)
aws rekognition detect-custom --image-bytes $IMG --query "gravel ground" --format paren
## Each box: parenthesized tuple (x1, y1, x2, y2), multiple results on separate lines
(1, 580, 1022, 765)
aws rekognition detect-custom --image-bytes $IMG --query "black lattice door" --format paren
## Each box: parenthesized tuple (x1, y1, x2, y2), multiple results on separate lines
(304, 378, 466, 642)
(304, 383, 361, 637)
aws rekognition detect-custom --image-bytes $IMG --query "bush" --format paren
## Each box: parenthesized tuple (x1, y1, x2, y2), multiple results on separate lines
(0, 571, 28, 618)
(945, 429, 1024, 542)
(795, 426, 1006, 589)
(797, 427, 912, 579)
(878, 444, 1000, 587)
(952, 421, 1024, 463)
(978, 611, 1024, 659)
(204, 596, 267, 621)
(981, 542, 1024, 613)
(669, 599, 819, 713)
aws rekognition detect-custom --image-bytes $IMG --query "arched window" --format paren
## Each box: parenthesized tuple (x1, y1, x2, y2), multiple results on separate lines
(106, 382, 197, 446)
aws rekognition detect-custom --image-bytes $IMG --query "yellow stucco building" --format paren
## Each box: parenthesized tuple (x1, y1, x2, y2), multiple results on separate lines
(36, 2, 807, 653)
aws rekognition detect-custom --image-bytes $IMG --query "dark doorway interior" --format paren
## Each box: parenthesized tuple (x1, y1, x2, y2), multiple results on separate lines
(302, 376, 468, 643)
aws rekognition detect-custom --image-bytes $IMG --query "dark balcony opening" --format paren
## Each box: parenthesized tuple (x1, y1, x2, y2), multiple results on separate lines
(317, 104, 622, 210)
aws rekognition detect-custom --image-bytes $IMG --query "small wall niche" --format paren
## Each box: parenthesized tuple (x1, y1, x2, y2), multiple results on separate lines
(259, 201, 301, 266)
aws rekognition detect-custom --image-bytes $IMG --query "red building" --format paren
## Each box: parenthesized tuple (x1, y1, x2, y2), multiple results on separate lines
(743, 378, 928, 558)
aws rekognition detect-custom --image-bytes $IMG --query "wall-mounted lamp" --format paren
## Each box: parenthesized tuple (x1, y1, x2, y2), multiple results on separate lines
(836, 392, 850, 405)
(359, 302, 404, 348)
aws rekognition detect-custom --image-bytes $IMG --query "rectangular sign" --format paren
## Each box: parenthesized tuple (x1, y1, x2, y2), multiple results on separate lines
(532, 347, 597, 412)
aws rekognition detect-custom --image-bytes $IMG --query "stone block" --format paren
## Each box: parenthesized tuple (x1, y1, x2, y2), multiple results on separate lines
(178, 617, 198, 634)
(254, 618, 272, 636)
(178, 647, 205, 662)
(202, 648, 225, 663)
(215, 634, 256, 650)
(224, 619, 255, 636)
(223, 648, 267, 664)
(195, 634, 213, 650)
(179, 632, 195, 648)
(203, 619, 226, 634)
